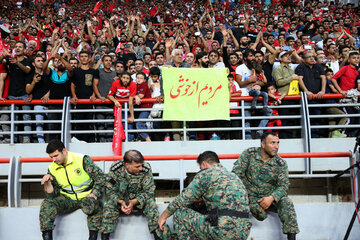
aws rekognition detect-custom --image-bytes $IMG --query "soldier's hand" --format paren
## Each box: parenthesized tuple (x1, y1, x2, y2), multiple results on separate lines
(88, 193, 97, 200)
(258, 196, 274, 210)
(158, 210, 171, 230)
(41, 174, 53, 185)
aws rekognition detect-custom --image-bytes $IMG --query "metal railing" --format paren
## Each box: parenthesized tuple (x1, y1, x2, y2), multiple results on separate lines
(0, 94, 359, 147)
(0, 151, 351, 207)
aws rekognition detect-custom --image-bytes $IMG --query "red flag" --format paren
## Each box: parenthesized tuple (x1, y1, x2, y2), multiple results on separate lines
(94, 1, 102, 13)
(108, 1, 116, 12)
(112, 106, 126, 156)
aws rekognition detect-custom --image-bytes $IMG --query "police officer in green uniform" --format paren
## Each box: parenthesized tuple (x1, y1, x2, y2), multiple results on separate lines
(158, 151, 251, 240)
(232, 132, 300, 240)
(39, 140, 105, 240)
(100, 150, 172, 240)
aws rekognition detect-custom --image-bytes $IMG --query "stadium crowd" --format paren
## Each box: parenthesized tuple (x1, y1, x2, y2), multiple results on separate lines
(0, 0, 360, 143)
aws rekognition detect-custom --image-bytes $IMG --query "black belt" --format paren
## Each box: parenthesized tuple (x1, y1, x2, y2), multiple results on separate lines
(209, 208, 249, 219)
(206, 208, 249, 226)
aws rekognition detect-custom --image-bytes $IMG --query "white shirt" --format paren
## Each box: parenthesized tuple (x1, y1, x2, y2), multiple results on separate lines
(235, 64, 253, 96)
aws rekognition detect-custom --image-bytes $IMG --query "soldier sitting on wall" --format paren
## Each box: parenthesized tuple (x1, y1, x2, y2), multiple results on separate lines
(39, 140, 105, 240)
(232, 131, 300, 240)
(158, 151, 252, 240)
(100, 150, 173, 240)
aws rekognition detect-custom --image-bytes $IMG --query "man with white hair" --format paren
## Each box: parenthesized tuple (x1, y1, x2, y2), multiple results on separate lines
(163, 49, 191, 140)
(164, 49, 191, 68)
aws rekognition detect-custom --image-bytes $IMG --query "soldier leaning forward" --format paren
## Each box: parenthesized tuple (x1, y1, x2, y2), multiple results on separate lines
(232, 132, 300, 240)
(158, 151, 252, 240)
(39, 140, 105, 240)
(100, 150, 172, 240)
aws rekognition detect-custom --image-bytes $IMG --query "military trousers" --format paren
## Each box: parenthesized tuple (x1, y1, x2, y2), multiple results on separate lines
(173, 208, 251, 240)
(39, 194, 102, 232)
(249, 196, 299, 234)
(101, 197, 172, 238)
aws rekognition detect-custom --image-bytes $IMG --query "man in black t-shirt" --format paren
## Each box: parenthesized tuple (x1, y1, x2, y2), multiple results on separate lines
(1, 41, 32, 143)
(295, 51, 326, 138)
(26, 55, 50, 143)
(70, 51, 99, 142)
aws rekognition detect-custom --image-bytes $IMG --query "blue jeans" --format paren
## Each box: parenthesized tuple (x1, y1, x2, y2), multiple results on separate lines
(34, 105, 48, 143)
(8, 95, 31, 142)
(136, 111, 150, 140)
(122, 111, 134, 142)
(244, 101, 272, 139)
(249, 89, 268, 106)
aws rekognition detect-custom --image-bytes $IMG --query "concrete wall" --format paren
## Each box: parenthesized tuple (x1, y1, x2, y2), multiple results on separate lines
(0, 203, 359, 240)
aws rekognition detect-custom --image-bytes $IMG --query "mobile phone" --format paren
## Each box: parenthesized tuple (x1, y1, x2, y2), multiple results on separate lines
(97, 48, 103, 52)
(194, 32, 201, 36)
(282, 46, 291, 51)
(124, 43, 130, 48)
(304, 45, 312, 50)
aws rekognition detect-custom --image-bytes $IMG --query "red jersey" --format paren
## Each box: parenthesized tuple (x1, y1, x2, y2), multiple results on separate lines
(108, 80, 137, 99)
(332, 65, 359, 91)
(21, 30, 43, 50)
(136, 82, 152, 108)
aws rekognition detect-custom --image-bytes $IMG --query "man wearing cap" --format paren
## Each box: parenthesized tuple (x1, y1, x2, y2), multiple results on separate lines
(272, 50, 301, 139)
(40, 140, 105, 240)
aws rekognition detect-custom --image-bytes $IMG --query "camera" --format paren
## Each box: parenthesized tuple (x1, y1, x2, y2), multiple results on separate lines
(94, 55, 101, 61)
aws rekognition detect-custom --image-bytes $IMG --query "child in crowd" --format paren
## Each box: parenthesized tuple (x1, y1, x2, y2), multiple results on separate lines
(325, 68, 348, 138)
(266, 83, 285, 135)
(228, 74, 242, 139)
(148, 67, 163, 118)
(134, 72, 152, 142)
(247, 62, 271, 113)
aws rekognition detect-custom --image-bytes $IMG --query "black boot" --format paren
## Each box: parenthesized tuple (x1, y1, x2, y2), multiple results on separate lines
(152, 230, 162, 240)
(287, 233, 296, 240)
(101, 233, 110, 240)
(42, 230, 53, 240)
(89, 230, 98, 240)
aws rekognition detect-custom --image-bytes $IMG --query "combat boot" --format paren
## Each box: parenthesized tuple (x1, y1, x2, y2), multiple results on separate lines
(101, 233, 110, 240)
(287, 233, 296, 240)
(42, 230, 53, 240)
(89, 230, 98, 240)
(151, 230, 162, 240)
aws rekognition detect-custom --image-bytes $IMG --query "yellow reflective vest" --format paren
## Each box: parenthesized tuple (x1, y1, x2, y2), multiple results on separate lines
(48, 151, 93, 200)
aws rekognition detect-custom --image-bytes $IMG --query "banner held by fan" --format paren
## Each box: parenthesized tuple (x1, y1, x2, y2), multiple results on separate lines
(162, 68, 229, 121)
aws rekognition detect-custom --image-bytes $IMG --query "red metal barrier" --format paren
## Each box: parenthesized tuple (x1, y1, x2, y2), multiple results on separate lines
(19, 152, 351, 163)
(0, 93, 346, 105)
(0, 158, 10, 163)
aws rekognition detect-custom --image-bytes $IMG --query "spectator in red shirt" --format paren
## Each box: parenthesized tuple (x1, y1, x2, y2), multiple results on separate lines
(108, 72, 137, 141)
(331, 51, 360, 137)
(134, 72, 152, 142)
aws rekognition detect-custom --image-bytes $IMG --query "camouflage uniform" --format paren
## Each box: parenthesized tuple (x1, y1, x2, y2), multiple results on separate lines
(232, 147, 300, 234)
(101, 161, 172, 238)
(39, 155, 105, 232)
(166, 163, 251, 240)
